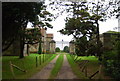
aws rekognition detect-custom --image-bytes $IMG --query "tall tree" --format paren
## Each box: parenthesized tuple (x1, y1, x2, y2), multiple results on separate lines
(59, 2, 99, 56)
(55, 0, 119, 59)
(63, 46, 69, 53)
(2, 2, 53, 58)
(55, 47, 60, 52)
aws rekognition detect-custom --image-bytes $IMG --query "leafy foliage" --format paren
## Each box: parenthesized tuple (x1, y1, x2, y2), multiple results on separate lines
(102, 34, 120, 79)
(50, 0, 119, 57)
(2, 2, 54, 58)
(55, 47, 60, 52)
(59, 2, 98, 56)
(63, 46, 69, 53)
(38, 42, 42, 54)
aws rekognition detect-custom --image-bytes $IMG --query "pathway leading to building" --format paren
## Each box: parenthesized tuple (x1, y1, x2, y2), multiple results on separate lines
(56, 54, 78, 79)
(30, 54, 59, 79)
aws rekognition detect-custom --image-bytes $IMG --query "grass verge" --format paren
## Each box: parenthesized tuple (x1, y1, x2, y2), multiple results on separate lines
(75, 56, 112, 79)
(2, 54, 56, 79)
(49, 54, 64, 79)
(66, 54, 88, 79)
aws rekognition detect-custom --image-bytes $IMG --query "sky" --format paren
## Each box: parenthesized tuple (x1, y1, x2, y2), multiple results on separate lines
(27, 0, 119, 49)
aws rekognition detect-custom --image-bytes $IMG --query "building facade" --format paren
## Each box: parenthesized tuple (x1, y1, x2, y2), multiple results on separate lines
(100, 31, 120, 51)
(28, 28, 56, 54)
(69, 40, 75, 54)
(3, 27, 56, 56)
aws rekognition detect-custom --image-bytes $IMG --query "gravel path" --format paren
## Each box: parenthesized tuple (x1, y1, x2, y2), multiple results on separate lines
(30, 54, 59, 79)
(56, 54, 78, 79)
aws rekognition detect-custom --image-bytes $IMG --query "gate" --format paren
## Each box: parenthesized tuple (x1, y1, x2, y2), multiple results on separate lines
(56, 40, 69, 50)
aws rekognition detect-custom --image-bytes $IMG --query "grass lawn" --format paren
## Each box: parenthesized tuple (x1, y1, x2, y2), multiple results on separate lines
(75, 55, 112, 79)
(78, 56, 98, 61)
(49, 54, 64, 79)
(66, 54, 88, 79)
(2, 53, 56, 79)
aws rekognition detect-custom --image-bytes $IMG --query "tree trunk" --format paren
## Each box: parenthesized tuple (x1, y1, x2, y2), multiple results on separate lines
(96, 1, 102, 61)
(19, 26, 26, 59)
(19, 39, 24, 58)
(96, 20, 102, 61)
(27, 44, 29, 56)
(2, 39, 14, 52)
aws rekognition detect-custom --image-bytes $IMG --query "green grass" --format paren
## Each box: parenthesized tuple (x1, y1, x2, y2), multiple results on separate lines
(2, 53, 56, 79)
(49, 54, 64, 79)
(75, 55, 112, 79)
(77, 56, 98, 61)
(66, 54, 88, 79)
(75, 56, 99, 79)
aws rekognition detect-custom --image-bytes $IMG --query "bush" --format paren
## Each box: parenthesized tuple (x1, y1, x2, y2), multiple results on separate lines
(63, 46, 69, 53)
(38, 43, 42, 54)
(55, 47, 60, 52)
(102, 50, 120, 79)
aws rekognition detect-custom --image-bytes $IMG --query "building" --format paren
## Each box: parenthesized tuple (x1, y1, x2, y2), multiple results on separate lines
(28, 28, 56, 54)
(100, 31, 120, 51)
(3, 27, 56, 56)
(46, 34, 56, 53)
(69, 40, 75, 54)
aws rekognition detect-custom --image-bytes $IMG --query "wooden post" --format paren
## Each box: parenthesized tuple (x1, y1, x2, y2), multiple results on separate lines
(81, 60, 89, 69)
(82, 66, 85, 72)
(85, 66, 87, 77)
(45, 54, 46, 61)
(75, 58, 81, 63)
(98, 64, 102, 79)
(9, 61, 15, 79)
(74, 56, 78, 61)
(89, 71, 99, 79)
(36, 57, 38, 67)
(43, 54, 44, 63)
(11, 64, 27, 73)
(39, 55, 41, 65)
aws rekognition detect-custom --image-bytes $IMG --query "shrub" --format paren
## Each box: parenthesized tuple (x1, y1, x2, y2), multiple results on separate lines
(38, 42, 42, 54)
(55, 47, 60, 52)
(63, 46, 69, 53)
(102, 49, 120, 79)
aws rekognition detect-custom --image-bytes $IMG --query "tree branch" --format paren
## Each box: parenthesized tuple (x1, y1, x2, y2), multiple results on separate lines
(2, 39, 14, 52)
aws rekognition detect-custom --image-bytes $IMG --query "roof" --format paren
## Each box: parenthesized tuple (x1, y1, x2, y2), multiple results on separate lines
(47, 34, 53, 38)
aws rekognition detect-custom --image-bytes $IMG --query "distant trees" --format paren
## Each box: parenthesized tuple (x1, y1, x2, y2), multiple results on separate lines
(63, 46, 69, 53)
(55, 47, 60, 52)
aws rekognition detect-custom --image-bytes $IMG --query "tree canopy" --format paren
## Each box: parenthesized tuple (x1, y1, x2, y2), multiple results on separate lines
(2, 2, 54, 58)
(55, 47, 60, 52)
(63, 46, 69, 53)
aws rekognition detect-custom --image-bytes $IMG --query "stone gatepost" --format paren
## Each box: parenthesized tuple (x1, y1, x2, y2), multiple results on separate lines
(69, 40, 75, 54)
(50, 40, 56, 54)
